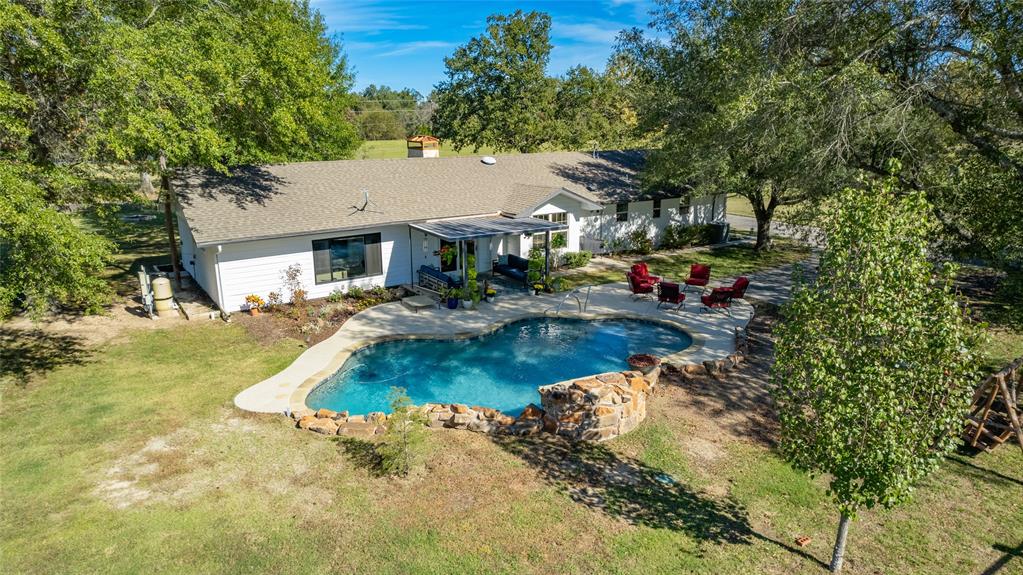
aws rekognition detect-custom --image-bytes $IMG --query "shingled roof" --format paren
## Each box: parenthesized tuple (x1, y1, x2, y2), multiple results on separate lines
(175, 149, 664, 246)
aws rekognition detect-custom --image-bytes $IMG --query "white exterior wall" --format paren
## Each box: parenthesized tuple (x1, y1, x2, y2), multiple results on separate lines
(211, 224, 411, 312)
(578, 193, 727, 252)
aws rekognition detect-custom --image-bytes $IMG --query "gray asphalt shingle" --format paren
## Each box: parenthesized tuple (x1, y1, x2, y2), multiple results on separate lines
(175, 150, 659, 246)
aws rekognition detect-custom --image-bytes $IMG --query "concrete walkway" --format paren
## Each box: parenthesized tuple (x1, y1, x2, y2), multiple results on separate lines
(234, 283, 759, 415)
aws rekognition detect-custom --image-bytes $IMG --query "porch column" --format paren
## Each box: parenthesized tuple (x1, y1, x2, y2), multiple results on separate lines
(459, 239, 468, 287)
(544, 230, 551, 281)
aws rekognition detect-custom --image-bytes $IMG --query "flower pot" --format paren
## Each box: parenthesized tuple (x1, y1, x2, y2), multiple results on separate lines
(446, 298, 459, 310)
(461, 299, 473, 309)
(248, 307, 260, 317)
(627, 354, 661, 375)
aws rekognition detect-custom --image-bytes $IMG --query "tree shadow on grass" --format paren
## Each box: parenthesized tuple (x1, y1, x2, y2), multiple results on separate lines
(981, 541, 1023, 575)
(946, 454, 1023, 488)
(335, 436, 385, 477)
(0, 327, 91, 386)
(490, 433, 751, 543)
(490, 433, 828, 568)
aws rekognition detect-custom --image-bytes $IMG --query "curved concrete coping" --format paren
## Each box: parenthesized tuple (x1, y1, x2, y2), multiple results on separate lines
(233, 282, 753, 416)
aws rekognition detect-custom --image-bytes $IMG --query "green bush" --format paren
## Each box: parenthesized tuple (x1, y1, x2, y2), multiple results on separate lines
(628, 229, 653, 255)
(326, 288, 345, 303)
(378, 387, 427, 477)
(660, 223, 715, 249)
(346, 285, 365, 299)
(563, 251, 592, 268)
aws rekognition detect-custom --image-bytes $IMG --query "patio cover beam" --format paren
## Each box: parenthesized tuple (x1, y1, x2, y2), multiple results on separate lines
(409, 216, 567, 242)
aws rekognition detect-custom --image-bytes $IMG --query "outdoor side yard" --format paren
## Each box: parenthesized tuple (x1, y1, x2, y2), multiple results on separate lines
(2, 213, 1021, 574)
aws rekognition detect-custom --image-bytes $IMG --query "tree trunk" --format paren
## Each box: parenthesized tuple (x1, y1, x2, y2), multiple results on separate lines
(754, 214, 773, 252)
(829, 512, 852, 573)
(159, 152, 182, 290)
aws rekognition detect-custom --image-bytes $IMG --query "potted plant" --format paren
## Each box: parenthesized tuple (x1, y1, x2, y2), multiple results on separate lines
(627, 353, 661, 376)
(532, 282, 544, 296)
(485, 287, 497, 302)
(437, 244, 456, 268)
(444, 288, 459, 310)
(465, 255, 480, 309)
(244, 294, 265, 316)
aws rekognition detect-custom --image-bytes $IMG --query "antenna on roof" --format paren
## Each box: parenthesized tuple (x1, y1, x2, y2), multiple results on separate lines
(349, 189, 381, 215)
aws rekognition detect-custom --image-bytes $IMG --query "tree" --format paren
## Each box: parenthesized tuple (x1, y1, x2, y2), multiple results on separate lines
(618, 1, 862, 251)
(771, 173, 979, 572)
(0, 164, 112, 318)
(554, 65, 638, 151)
(766, 0, 1023, 264)
(0, 0, 361, 316)
(432, 10, 560, 152)
(378, 387, 427, 477)
(354, 84, 432, 137)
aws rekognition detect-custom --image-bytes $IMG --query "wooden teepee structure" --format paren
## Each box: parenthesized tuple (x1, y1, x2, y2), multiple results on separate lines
(964, 357, 1023, 454)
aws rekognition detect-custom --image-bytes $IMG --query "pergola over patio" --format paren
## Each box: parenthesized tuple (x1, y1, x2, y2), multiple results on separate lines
(410, 215, 568, 286)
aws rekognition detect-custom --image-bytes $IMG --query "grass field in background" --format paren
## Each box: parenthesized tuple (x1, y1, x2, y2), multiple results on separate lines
(355, 139, 514, 160)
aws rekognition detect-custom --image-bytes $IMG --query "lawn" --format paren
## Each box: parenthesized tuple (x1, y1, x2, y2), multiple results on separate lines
(355, 139, 516, 159)
(3, 221, 1021, 574)
(556, 240, 812, 290)
(2, 306, 1020, 574)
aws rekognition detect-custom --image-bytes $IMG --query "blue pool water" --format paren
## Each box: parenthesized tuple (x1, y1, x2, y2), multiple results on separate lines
(306, 317, 692, 416)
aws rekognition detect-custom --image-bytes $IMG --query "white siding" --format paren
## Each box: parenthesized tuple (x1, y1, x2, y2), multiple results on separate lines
(578, 193, 727, 252)
(215, 224, 411, 312)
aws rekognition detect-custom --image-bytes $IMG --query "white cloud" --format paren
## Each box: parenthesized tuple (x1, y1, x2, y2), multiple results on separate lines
(312, 0, 428, 33)
(552, 22, 624, 44)
(376, 41, 457, 57)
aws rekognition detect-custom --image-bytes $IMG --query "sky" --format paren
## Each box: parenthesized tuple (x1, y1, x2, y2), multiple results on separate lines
(311, 0, 659, 97)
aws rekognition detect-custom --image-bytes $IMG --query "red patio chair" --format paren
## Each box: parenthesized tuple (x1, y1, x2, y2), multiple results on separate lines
(700, 287, 734, 316)
(729, 276, 750, 300)
(630, 262, 661, 284)
(683, 264, 711, 293)
(626, 272, 655, 300)
(657, 281, 685, 311)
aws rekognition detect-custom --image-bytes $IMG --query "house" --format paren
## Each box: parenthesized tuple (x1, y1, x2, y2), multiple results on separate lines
(173, 144, 727, 312)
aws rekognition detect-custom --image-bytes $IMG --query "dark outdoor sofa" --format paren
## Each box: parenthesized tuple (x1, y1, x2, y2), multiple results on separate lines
(494, 254, 530, 286)
(418, 265, 462, 293)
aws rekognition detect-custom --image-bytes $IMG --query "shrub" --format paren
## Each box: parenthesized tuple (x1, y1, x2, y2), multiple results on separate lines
(562, 250, 592, 268)
(551, 233, 567, 250)
(281, 264, 305, 305)
(628, 229, 653, 255)
(378, 387, 427, 477)
(326, 288, 345, 303)
(346, 285, 365, 299)
(266, 291, 283, 312)
(367, 285, 389, 298)
(660, 224, 688, 249)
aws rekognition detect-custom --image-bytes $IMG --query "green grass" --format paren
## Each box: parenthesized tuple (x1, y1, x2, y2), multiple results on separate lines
(556, 240, 811, 290)
(3, 220, 1021, 574)
(354, 139, 516, 160)
(75, 205, 171, 296)
(725, 195, 794, 219)
(3, 315, 1019, 573)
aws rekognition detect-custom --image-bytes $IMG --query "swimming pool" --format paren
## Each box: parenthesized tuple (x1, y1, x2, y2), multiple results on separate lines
(305, 317, 692, 416)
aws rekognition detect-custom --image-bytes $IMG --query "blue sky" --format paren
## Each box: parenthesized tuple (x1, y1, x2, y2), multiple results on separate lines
(311, 0, 658, 97)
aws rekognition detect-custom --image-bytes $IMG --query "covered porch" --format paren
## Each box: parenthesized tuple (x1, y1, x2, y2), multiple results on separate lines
(409, 216, 568, 293)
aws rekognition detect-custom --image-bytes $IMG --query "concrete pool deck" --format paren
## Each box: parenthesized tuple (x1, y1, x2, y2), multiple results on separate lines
(234, 282, 756, 415)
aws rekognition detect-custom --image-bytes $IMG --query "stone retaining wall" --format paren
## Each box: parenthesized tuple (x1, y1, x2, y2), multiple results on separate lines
(291, 329, 750, 442)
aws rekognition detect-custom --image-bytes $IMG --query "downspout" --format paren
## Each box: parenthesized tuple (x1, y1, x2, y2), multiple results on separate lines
(214, 244, 227, 319)
(408, 226, 415, 287)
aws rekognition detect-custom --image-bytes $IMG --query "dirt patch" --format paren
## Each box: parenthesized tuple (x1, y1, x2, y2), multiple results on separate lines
(234, 289, 404, 347)
(655, 303, 781, 448)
